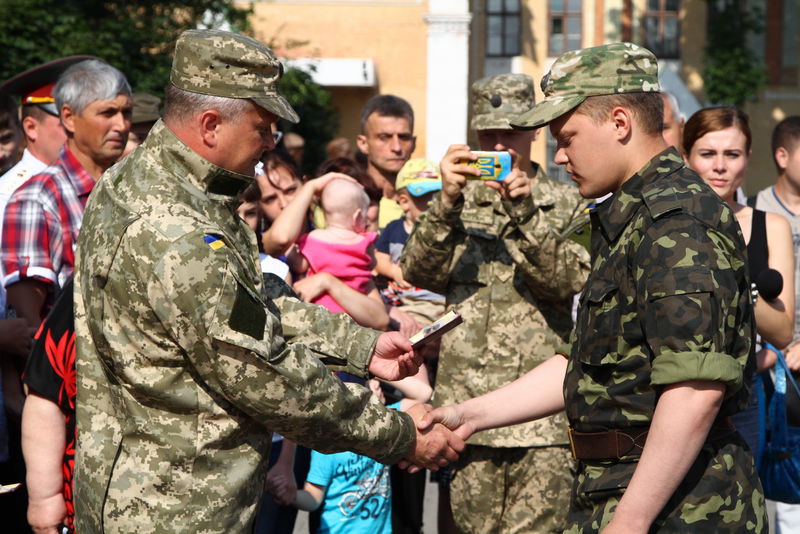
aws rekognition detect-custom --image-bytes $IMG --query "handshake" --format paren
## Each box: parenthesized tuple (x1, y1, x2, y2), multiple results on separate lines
(399, 403, 473, 473)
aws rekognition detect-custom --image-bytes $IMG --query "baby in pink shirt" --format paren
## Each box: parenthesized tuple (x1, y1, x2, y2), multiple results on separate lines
(290, 179, 386, 325)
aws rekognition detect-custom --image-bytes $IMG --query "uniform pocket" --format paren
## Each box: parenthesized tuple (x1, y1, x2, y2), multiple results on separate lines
(576, 279, 622, 365)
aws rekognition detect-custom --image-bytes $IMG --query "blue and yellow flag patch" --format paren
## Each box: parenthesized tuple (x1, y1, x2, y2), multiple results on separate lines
(204, 234, 226, 250)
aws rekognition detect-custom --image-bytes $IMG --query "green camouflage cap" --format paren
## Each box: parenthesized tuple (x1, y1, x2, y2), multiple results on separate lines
(170, 29, 299, 123)
(511, 42, 659, 130)
(471, 73, 535, 130)
(131, 93, 161, 124)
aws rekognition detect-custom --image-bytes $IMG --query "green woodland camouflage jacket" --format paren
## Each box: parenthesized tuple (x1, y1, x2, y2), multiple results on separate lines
(73, 121, 415, 534)
(401, 165, 591, 447)
(562, 148, 765, 532)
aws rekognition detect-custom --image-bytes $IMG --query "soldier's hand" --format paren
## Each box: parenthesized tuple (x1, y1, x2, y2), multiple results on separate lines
(401, 403, 465, 472)
(440, 144, 480, 209)
(483, 147, 531, 201)
(369, 331, 422, 381)
(417, 403, 475, 442)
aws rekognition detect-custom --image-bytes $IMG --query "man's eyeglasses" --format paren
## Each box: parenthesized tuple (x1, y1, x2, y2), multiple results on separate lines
(273, 131, 283, 145)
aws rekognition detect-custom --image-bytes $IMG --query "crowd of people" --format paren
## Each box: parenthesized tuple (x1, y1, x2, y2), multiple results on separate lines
(0, 28, 799, 534)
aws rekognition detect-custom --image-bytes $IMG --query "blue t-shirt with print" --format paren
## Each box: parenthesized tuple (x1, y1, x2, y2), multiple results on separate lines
(306, 449, 392, 534)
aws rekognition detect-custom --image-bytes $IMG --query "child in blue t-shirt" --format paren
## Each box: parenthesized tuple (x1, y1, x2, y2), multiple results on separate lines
(293, 374, 431, 534)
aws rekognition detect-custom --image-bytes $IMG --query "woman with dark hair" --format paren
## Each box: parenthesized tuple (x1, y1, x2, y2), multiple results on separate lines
(684, 106, 795, 451)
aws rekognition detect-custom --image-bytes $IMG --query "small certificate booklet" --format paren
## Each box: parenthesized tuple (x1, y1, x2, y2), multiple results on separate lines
(409, 310, 463, 349)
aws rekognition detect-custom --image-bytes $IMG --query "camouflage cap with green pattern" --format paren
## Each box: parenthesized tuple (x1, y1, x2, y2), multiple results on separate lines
(511, 42, 659, 130)
(170, 29, 299, 123)
(471, 73, 535, 130)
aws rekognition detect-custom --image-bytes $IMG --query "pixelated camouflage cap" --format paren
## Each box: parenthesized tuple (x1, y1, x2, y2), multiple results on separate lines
(170, 29, 299, 123)
(471, 74, 535, 130)
(396, 158, 442, 197)
(511, 42, 659, 130)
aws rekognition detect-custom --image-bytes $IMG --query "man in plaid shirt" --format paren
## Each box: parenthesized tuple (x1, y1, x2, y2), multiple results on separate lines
(2, 59, 132, 324)
(1, 58, 131, 534)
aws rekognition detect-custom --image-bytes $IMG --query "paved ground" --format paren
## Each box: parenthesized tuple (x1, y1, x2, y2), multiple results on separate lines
(293, 476, 439, 533)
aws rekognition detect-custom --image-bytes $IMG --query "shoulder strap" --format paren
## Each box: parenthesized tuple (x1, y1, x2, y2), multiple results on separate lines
(747, 194, 757, 208)
(765, 343, 800, 399)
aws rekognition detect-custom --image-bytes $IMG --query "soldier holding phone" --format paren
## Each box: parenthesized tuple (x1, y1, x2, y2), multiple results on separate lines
(400, 73, 591, 533)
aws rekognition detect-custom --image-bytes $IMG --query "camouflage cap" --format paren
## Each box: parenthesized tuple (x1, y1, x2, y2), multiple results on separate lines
(511, 42, 659, 130)
(170, 29, 299, 123)
(131, 93, 161, 124)
(396, 158, 442, 197)
(471, 74, 535, 130)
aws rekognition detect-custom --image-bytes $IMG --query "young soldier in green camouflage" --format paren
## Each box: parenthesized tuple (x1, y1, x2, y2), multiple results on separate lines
(400, 73, 591, 533)
(419, 42, 767, 533)
(73, 29, 465, 534)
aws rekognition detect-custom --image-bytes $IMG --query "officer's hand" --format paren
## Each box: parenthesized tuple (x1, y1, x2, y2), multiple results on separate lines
(369, 331, 422, 381)
(483, 147, 531, 201)
(401, 403, 465, 472)
(440, 144, 480, 209)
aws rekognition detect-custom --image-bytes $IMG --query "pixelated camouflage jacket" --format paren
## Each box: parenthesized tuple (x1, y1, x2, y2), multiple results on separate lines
(562, 148, 763, 533)
(73, 121, 415, 534)
(564, 147, 754, 431)
(401, 165, 591, 447)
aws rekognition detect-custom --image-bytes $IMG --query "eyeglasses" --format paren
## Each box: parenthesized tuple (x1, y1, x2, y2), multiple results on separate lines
(273, 131, 283, 145)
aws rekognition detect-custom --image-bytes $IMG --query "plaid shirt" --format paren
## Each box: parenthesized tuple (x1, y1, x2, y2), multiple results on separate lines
(1, 145, 95, 291)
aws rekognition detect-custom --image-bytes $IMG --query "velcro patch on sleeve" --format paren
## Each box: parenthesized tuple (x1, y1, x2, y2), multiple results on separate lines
(229, 282, 266, 340)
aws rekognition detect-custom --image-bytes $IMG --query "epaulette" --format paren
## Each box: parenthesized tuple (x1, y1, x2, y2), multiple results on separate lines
(642, 181, 683, 220)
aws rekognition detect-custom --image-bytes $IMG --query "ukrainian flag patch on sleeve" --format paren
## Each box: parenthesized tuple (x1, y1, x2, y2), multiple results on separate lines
(204, 234, 226, 250)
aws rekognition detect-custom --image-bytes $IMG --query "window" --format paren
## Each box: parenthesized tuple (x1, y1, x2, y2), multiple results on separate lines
(486, 0, 521, 57)
(549, 0, 582, 57)
(644, 0, 680, 58)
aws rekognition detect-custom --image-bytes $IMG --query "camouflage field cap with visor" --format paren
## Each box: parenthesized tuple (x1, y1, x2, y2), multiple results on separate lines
(471, 73, 536, 130)
(511, 42, 660, 130)
(170, 29, 299, 123)
(396, 158, 442, 197)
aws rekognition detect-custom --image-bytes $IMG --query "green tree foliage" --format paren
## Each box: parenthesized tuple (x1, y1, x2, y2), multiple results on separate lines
(702, 0, 766, 107)
(0, 1, 339, 175)
(279, 67, 339, 177)
(0, 0, 252, 95)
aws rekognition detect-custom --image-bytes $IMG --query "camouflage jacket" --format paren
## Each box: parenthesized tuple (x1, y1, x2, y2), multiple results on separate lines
(401, 165, 590, 447)
(562, 149, 760, 527)
(565, 148, 753, 429)
(73, 121, 415, 534)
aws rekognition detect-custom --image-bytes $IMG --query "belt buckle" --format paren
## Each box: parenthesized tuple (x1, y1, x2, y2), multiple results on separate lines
(568, 427, 578, 460)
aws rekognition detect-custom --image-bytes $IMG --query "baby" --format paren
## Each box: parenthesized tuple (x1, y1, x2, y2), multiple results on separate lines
(290, 178, 385, 320)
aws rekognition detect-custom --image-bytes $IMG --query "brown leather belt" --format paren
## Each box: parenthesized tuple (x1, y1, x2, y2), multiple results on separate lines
(568, 420, 735, 461)
(568, 427, 649, 460)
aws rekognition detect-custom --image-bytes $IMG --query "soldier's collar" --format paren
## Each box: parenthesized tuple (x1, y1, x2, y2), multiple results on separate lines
(594, 148, 683, 242)
(150, 120, 253, 201)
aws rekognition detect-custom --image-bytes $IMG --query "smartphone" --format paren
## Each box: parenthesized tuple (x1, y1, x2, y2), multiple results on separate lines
(465, 151, 511, 181)
(409, 311, 463, 349)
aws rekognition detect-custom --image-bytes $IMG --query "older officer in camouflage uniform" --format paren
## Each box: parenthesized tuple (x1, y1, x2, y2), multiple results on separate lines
(419, 42, 767, 533)
(74, 29, 464, 534)
(400, 74, 590, 533)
